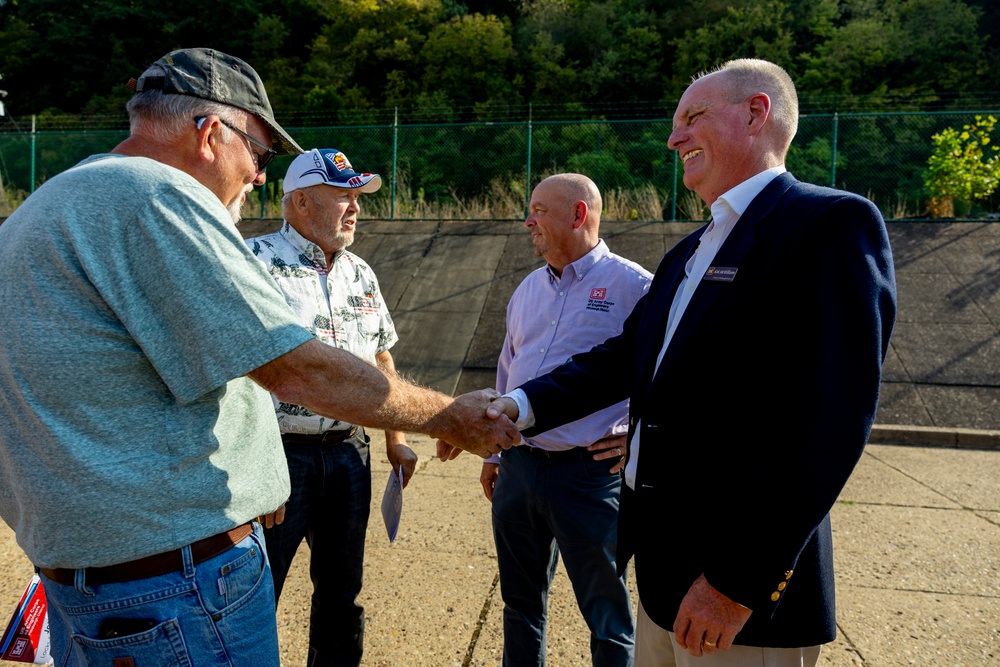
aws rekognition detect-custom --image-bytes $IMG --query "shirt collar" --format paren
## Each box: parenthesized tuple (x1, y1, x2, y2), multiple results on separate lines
(279, 221, 332, 266)
(547, 240, 610, 283)
(713, 165, 786, 220)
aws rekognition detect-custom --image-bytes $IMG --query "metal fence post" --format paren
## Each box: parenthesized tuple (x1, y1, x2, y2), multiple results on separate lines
(391, 107, 398, 222)
(671, 143, 678, 221)
(524, 104, 532, 218)
(830, 112, 839, 188)
(30, 115, 36, 194)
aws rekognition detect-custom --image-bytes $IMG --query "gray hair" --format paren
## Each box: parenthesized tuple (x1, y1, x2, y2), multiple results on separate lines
(704, 59, 799, 151)
(126, 64, 245, 144)
(280, 191, 295, 219)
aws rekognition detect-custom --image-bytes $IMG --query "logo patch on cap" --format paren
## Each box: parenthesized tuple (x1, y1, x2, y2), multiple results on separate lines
(326, 152, 352, 172)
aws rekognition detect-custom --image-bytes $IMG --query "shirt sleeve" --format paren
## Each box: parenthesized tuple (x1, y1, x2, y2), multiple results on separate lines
(87, 185, 312, 403)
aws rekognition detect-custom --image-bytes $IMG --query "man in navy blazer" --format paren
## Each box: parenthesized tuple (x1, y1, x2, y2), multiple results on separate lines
(485, 59, 897, 665)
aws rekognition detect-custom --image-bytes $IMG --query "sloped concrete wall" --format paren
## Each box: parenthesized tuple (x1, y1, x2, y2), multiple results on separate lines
(241, 219, 1000, 430)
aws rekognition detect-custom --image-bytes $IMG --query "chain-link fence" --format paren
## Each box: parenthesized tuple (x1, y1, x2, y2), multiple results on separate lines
(2, 111, 998, 221)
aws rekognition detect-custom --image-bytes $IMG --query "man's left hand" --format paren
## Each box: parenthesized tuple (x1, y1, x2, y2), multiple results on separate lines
(673, 573, 752, 657)
(258, 504, 286, 529)
(388, 442, 417, 488)
(587, 435, 627, 474)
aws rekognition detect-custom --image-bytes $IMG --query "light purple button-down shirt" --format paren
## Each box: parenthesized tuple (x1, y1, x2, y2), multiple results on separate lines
(497, 240, 651, 455)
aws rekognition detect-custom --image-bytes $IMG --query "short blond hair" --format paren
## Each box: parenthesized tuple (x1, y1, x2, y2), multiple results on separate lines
(700, 59, 799, 152)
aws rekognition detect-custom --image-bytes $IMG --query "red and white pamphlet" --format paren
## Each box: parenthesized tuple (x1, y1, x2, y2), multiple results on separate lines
(0, 575, 53, 664)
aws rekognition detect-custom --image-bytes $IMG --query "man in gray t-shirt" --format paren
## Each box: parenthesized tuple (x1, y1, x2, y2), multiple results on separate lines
(0, 48, 518, 667)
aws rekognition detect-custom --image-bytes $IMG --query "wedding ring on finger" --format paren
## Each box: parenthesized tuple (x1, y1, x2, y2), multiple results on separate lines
(703, 640, 716, 648)
(616, 447, 622, 456)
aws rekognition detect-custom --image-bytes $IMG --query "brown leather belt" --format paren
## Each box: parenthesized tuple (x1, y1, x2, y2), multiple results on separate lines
(282, 426, 358, 446)
(39, 522, 254, 586)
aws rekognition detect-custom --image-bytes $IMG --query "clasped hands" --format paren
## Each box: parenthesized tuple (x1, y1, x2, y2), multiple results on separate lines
(436, 391, 521, 460)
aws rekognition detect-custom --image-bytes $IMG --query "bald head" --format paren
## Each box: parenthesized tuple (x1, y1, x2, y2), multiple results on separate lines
(541, 173, 603, 226)
(525, 173, 603, 274)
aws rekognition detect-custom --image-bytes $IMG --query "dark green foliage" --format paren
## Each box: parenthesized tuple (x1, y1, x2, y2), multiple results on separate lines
(1, 0, 998, 218)
(2, 0, 995, 119)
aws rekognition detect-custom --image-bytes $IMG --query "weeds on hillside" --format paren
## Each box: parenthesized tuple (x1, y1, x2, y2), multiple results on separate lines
(240, 172, 681, 222)
(0, 177, 26, 217)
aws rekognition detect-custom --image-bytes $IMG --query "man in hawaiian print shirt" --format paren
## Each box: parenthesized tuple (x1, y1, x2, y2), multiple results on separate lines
(248, 148, 415, 667)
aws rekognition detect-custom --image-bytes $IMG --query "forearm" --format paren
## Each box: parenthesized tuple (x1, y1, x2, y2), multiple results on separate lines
(376, 350, 411, 446)
(250, 340, 459, 440)
(385, 429, 408, 446)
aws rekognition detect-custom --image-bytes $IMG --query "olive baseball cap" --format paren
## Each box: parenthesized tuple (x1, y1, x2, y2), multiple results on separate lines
(127, 47, 303, 155)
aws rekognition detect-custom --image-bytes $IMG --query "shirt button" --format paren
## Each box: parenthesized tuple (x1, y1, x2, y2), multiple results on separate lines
(540, 348, 545, 353)
(559, 291, 564, 296)
(551, 321, 556, 326)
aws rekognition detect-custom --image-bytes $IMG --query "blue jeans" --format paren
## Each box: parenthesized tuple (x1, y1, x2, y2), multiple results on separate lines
(264, 430, 371, 667)
(40, 521, 279, 667)
(492, 445, 635, 667)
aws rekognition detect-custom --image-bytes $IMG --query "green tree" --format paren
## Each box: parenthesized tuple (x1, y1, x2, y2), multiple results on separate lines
(665, 0, 797, 96)
(419, 13, 519, 115)
(800, 0, 986, 102)
(924, 114, 1000, 217)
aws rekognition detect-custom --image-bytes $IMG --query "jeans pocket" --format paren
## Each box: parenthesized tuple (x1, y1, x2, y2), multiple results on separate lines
(217, 535, 267, 609)
(71, 617, 192, 667)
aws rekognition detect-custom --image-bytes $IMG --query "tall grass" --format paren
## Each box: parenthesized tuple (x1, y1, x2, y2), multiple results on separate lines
(0, 177, 27, 217)
(242, 172, 684, 222)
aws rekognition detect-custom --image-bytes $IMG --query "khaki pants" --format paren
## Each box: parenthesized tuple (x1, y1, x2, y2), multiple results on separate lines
(636, 598, 822, 667)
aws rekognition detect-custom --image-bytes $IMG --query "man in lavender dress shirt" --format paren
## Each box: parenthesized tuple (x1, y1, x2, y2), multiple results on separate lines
(484, 174, 652, 666)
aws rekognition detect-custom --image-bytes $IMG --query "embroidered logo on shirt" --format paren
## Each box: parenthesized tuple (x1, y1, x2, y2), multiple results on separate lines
(586, 288, 613, 313)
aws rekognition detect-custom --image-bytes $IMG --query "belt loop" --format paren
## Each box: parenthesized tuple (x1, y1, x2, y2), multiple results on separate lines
(74, 567, 95, 596)
(181, 543, 196, 579)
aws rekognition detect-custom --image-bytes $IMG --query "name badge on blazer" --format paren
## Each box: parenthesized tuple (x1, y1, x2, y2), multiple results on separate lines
(703, 266, 738, 282)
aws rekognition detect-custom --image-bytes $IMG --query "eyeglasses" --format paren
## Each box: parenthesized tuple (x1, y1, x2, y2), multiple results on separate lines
(195, 116, 277, 172)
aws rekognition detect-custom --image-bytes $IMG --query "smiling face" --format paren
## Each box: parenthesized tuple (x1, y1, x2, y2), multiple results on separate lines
(668, 72, 760, 207)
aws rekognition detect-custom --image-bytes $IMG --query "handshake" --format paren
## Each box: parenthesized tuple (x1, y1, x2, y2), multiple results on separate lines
(434, 390, 522, 461)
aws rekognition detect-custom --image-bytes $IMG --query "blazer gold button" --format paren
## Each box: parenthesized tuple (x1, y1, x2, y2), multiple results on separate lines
(785, 570, 794, 580)
(778, 582, 786, 591)
(771, 591, 780, 602)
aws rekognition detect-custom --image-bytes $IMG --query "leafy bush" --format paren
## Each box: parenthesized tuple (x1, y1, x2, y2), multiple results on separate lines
(924, 115, 1000, 217)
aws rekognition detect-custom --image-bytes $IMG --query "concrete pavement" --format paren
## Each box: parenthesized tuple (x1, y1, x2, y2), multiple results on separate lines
(2, 434, 995, 666)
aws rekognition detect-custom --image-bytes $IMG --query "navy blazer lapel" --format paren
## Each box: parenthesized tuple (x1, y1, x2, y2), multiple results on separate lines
(649, 173, 798, 387)
(633, 232, 701, 391)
